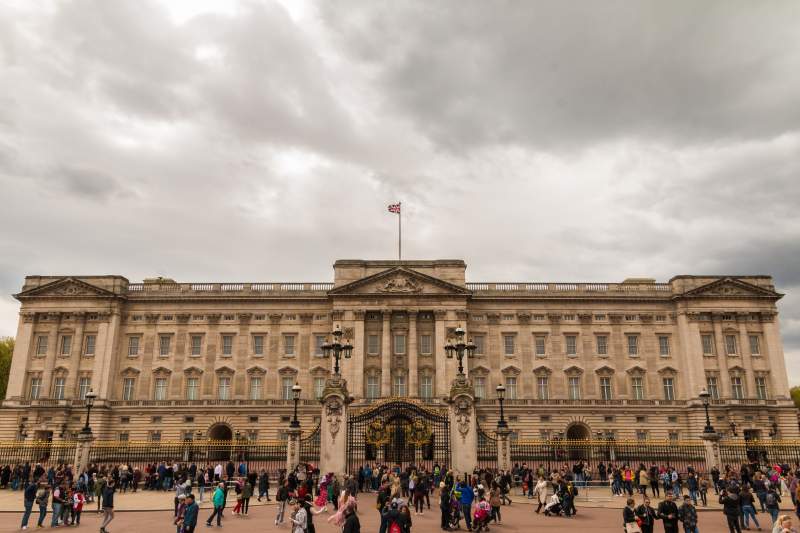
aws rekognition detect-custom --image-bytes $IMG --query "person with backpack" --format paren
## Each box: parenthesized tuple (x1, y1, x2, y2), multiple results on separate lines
(21, 480, 38, 529)
(720, 486, 742, 533)
(766, 485, 782, 525)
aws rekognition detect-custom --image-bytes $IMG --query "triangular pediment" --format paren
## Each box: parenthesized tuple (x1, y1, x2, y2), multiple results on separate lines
(679, 278, 782, 300)
(15, 277, 119, 300)
(328, 267, 471, 296)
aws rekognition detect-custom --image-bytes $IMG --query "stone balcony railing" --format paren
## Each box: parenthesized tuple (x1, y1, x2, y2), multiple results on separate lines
(126, 282, 334, 297)
(465, 282, 672, 297)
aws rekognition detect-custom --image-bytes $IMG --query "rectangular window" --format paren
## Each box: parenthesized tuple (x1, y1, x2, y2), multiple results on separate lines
(419, 375, 433, 398)
(701, 334, 715, 355)
(631, 377, 644, 400)
(599, 376, 612, 400)
(730, 376, 744, 399)
(706, 376, 719, 400)
(537, 376, 549, 400)
(669, 432, 679, 442)
(154, 378, 168, 400)
(84, 335, 96, 356)
(122, 378, 135, 400)
(568, 376, 581, 400)
(284, 335, 296, 356)
(78, 377, 91, 400)
(503, 334, 515, 356)
(658, 335, 670, 356)
(474, 377, 485, 399)
(29, 377, 42, 399)
(250, 377, 262, 400)
(755, 376, 768, 400)
(473, 335, 485, 356)
(314, 335, 326, 356)
(535, 335, 546, 356)
(419, 334, 432, 355)
(505, 376, 517, 399)
(191, 335, 202, 356)
(222, 335, 234, 356)
(118, 432, 129, 442)
(596, 335, 608, 355)
(218, 377, 231, 399)
(186, 377, 199, 400)
(366, 375, 380, 399)
(282, 377, 295, 400)
(60, 335, 72, 356)
(627, 335, 639, 356)
(393, 374, 406, 397)
(253, 335, 265, 355)
(53, 377, 66, 399)
(35, 335, 48, 356)
(394, 334, 406, 355)
(749, 335, 761, 355)
(662, 377, 675, 400)
(367, 335, 379, 355)
(636, 430, 648, 441)
(314, 377, 325, 399)
(159, 335, 171, 356)
(128, 336, 140, 356)
(150, 431, 161, 442)
(565, 335, 577, 356)
(725, 335, 738, 355)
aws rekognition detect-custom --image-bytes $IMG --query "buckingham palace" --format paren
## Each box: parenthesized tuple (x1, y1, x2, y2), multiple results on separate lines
(1, 259, 796, 446)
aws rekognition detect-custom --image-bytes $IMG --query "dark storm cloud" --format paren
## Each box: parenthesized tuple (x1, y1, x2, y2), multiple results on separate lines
(0, 0, 798, 380)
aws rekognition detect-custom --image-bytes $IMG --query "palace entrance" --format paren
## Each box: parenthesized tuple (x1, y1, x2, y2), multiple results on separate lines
(347, 400, 450, 474)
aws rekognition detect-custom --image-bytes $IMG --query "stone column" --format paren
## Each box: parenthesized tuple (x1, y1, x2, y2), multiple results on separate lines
(352, 311, 366, 399)
(761, 313, 790, 398)
(6, 312, 36, 400)
(496, 426, 512, 472)
(73, 430, 94, 476)
(286, 426, 301, 472)
(408, 311, 418, 398)
(41, 313, 63, 398)
(700, 431, 722, 471)
(65, 312, 86, 399)
(434, 310, 448, 398)
(381, 311, 392, 397)
(736, 313, 757, 397)
(319, 375, 350, 475)
(712, 315, 731, 398)
(448, 374, 477, 475)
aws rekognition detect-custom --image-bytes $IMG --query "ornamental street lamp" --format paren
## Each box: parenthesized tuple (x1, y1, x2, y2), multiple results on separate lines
(769, 422, 779, 438)
(496, 384, 508, 430)
(81, 390, 97, 435)
(729, 420, 738, 437)
(290, 383, 302, 429)
(699, 388, 715, 434)
(321, 325, 353, 376)
(444, 326, 476, 375)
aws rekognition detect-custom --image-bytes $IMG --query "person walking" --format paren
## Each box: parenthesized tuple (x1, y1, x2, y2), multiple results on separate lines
(624, 498, 638, 532)
(740, 486, 761, 531)
(533, 476, 548, 514)
(439, 482, 450, 531)
(242, 477, 253, 515)
(50, 481, 65, 527)
(72, 487, 85, 526)
(678, 495, 698, 533)
(206, 482, 226, 527)
(100, 477, 116, 533)
(276, 479, 290, 525)
(20, 479, 37, 529)
(657, 492, 680, 533)
(636, 497, 658, 533)
(182, 494, 199, 533)
(458, 480, 475, 531)
(342, 505, 360, 533)
(489, 483, 502, 524)
(720, 486, 743, 533)
(291, 499, 308, 533)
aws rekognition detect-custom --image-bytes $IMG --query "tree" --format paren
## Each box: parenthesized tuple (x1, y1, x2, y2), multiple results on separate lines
(791, 386, 800, 409)
(0, 337, 13, 400)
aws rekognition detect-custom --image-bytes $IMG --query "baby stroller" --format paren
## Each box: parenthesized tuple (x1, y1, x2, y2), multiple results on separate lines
(448, 495, 462, 530)
(543, 493, 563, 517)
(473, 501, 492, 532)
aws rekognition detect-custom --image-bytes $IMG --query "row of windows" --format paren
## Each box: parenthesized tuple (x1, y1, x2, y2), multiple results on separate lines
(28, 376, 91, 400)
(35, 334, 96, 357)
(121, 375, 324, 402)
(701, 333, 762, 356)
(487, 333, 669, 357)
(705, 374, 770, 400)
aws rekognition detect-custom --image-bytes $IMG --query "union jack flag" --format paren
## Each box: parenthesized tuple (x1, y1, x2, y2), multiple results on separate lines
(387, 203, 401, 214)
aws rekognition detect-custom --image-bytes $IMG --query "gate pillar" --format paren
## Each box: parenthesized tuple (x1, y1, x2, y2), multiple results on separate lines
(496, 426, 512, 471)
(700, 431, 721, 471)
(319, 375, 350, 475)
(447, 374, 478, 475)
(286, 427, 301, 472)
(73, 431, 94, 477)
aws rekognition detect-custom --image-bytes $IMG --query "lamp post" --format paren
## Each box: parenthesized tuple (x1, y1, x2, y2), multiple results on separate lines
(496, 384, 508, 429)
(769, 422, 779, 438)
(699, 388, 715, 434)
(444, 326, 477, 375)
(81, 390, 97, 435)
(729, 420, 738, 437)
(321, 325, 353, 376)
(290, 383, 302, 429)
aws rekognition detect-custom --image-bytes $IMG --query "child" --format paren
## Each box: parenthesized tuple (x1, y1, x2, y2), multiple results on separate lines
(72, 487, 86, 525)
(473, 496, 492, 532)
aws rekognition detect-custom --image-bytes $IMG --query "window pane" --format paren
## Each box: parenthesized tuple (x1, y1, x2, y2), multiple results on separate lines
(222, 335, 234, 355)
(282, 377, 294, 400)
(749, 335, 761, 355)
(154, 378, 167, 400)
(419, 375, 433, 398)
(253, 335, 265, 355)
(706, 377, 719, 400)
(731, 376, 743, 399)
(314, 377, 325, 399)
(159, 335, 171, 356)
(122, 378, 135, 401)
(568, 377, 581, 400)
(191, 335, 202, 355)
(393, 375, 406, 396)
(596, 335, 607, 355)
(60, 336, 72, 355)
(505, 377, 517, 399)
(250, 377, 262, 400)
(537, 377, 549, 400)
(36, 336, 48, 355)
(658, 336, 670, 356)
(186, 377, 199, 400)
(701, 334, 714, 355)
(366, 375, 379, 399)
(394, 335, 406, 355)
(662, 378, 674, 400)
(367, 335, 379, 355)
(756, 377, 767, 400)
(419, 334, 432, 355)
(128, 336, 140, 356)
(600, 377, 612, 400)
(474, 377, 485, 399)
(284, 335, 295, 356)
(84, 335, 96, 356)
(535, 336, 546, 356)
(565, 335, 577, 356)
(30, 377, 41, 399)
(631, 377, 644, 400)
(627, 335, 638, 356)
(78, 377, 91, 400)
(314, 335, 325, 356)
(503, 335, 515, 355)
(54, 377, 65, 399)
(725, 335, 737, 355)
(473, 336, 485, 356)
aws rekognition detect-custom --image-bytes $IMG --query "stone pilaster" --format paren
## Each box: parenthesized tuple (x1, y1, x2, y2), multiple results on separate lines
(73, 431, 94, 476)
(496, 426, 512, 472)
(286, 427, 302, 472)
(319, 375, 350, 475)
(381, 311, 392, 397)
(700, 431, 721, 470)
(447, 373, 477, 475)
(408, 311, 418, 397)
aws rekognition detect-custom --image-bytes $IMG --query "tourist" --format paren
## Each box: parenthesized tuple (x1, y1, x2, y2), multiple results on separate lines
(51, 481, 66, 527)
(276, 478, 290, 526)
(259, 469, 271, 501)
(100, 477, 116, 533)
(640, 466, 650, 496)
(182, 494, 199, 533)
(399, 501, 414, 533)
(624, 498, 638, 531)
(342, 505, 360, 533)
(175, 494, 187, 532)
(94, 475, 106, 513)
(532, 476, 548, 514)
(242, 476, 253, 515)
(720, 486, 743, 533)
(488, 483, 502, 524)
(20, 478, 37, 529)
(773, 515, 797, 533)
(657, 492, 680, 533)
(679, 494, 698, 533)
(291, 499, 307, 533)
(458, 479, 475, 531)
(636, 497, 658, 533)
(206, 482, 226, 527)
(72, 486, 86, 526)
(439, 482, 450, 531)
(767, 486, 783, 525)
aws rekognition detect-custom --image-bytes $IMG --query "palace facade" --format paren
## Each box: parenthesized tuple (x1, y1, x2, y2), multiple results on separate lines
(2, 259, 796, 443)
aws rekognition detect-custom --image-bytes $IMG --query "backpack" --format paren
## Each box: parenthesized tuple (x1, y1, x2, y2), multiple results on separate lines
(389, 521, 402, 533)
(766, 492, 777, 507)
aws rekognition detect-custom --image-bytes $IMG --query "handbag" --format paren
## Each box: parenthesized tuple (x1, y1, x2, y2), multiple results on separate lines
(625, 523, 642, 533)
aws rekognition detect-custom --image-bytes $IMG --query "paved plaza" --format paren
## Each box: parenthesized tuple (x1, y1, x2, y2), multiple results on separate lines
(0, 490, 794, 533)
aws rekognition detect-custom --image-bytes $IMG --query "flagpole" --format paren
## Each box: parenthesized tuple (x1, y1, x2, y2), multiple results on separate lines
(398, 202, 402, 262)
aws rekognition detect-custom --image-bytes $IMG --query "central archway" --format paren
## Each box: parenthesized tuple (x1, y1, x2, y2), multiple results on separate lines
(208, 423, 233, 462)
(566, 423, 590, 441)
(209, 423, 233, 441)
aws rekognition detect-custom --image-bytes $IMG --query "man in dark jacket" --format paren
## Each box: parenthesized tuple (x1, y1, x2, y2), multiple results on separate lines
(182, 494, 199, 533)
(678, 495, 698, 533)
(719, 487, 742, 533)
(636, 497, 658, 533)
(657, 492, 680, 533)
(440, 482, 451, 530)
(343, 506, 360, 533)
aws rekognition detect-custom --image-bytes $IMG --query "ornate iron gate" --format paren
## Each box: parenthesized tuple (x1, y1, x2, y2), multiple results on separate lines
(347, 400, 450, 474)
(477, 423, 498, 470)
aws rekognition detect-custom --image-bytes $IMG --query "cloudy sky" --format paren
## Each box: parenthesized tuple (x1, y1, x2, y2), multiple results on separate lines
(1, 1, 799, 380)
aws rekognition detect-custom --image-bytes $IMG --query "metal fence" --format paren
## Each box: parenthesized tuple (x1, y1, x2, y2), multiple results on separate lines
(719, 440, 800, 468)
(0, 440, 77, 466)
(511, 439, 707, 473)
(477, 424, 498, 470)
(299, 424, 321, 465)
